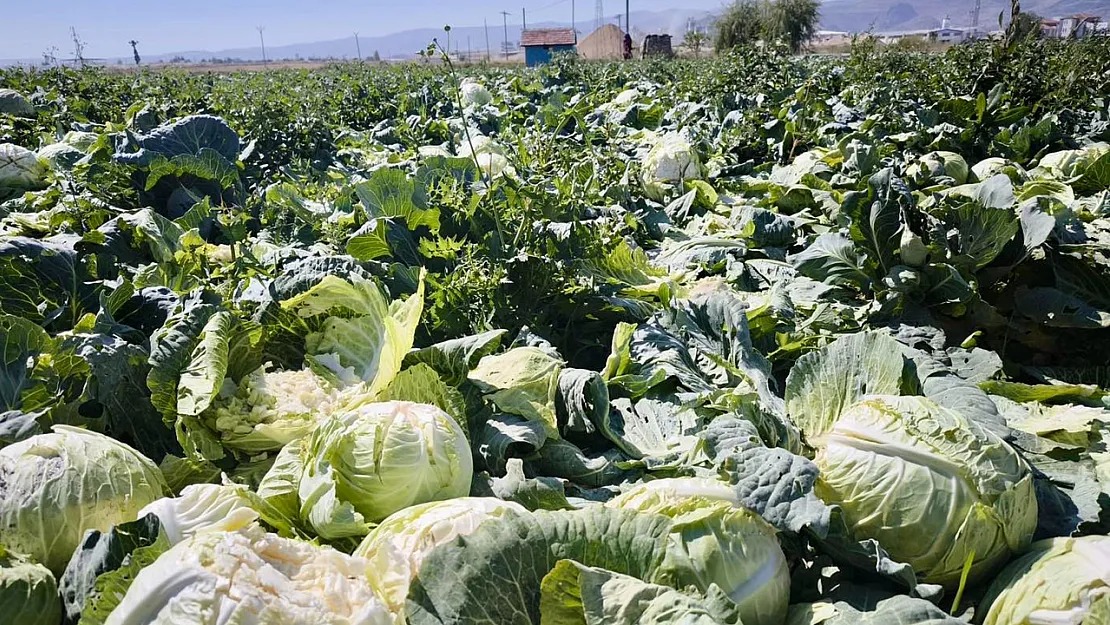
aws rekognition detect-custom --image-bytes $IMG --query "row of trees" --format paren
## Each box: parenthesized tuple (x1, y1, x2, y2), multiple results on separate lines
(714, 0, 821, 53)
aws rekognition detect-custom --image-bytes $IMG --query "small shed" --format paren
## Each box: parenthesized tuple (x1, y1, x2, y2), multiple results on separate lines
(641, 34, 674, 59)
(579, 24, 626, 60)
(521, 29, 577, 66)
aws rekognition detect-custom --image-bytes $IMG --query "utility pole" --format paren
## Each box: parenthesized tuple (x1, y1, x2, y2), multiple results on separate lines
(572, 0, 577, 41)
(485, 19, 491, 61)
(256, 26, 267, 64)
(971, 0, 981, 32)
(625, 0, 630, 38)
(501, 11, 511, 58)
(595, 0, 604, 32)
(467, 36, 472, 62)
(446, 28, 451, 57)
(354, 32, 362, 60)
(523, 8, 527, 31)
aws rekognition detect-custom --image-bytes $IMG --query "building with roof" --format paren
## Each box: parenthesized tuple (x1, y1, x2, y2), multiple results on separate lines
(578, 24, 626, 60)
(520, 29, 576, 67)
(1043, 14, 1103, 38)
(1058, 14, 1102, 38)
(874, 25, 981, 45)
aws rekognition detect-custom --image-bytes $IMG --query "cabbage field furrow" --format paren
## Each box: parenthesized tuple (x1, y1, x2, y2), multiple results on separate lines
(1, 34, 1110, 625)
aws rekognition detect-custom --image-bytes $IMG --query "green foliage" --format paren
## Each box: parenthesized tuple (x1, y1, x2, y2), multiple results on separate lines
(714, 0, 820, 53)
(0, 31, 1109, 625)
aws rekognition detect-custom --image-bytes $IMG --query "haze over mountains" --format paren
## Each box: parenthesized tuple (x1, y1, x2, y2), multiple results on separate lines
(819, 0, 1108, 32)
(2, 0, 1107, 66)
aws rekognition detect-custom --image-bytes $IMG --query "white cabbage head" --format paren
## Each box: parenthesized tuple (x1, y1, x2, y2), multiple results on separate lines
(417, 145, 453, 158)
(475, 151, 516, 179)
(1036, 143, 1110, 180)
(612, 88, 641, 106)
(0, 90, 35, 117)
(981, 536, 1110, 625)
(60, 130, 98, 150)
(353, 497, 527, 611)
(809, 395, 1037, 587)
(972, 157, 1027, 184)
(607, 477, 739, 509)
(38, 143, 85, 170)
(608, 481, 791, 625)
(138, 483, 261, 545)
(0, 426, 167, 574)
(908, 150, 969, 187)
(104, 527, 396, 625)
(0, 547, 61, 625)
(292, 401, 473, 538)
(459, 79, 493, 108)
(0, 143, 47, 197)
(640, 132, 703, 200)
(203, 365, 344, 454)
(456, 134, 505, 158)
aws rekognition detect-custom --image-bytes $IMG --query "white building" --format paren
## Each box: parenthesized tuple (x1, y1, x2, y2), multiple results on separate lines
(1044, 14, 1102, 38)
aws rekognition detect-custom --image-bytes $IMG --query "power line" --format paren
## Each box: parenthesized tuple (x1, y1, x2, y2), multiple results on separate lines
(536, 0, 571, 12)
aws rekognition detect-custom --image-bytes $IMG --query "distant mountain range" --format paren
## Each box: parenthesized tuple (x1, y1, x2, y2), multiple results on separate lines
(2, 1, 1107, 67)
(818, 0, 1109, 33)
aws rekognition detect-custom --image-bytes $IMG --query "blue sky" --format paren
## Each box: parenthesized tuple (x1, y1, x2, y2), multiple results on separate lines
(0, 0, 724, 59)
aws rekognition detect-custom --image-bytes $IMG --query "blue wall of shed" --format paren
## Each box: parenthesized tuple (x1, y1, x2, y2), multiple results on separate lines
(525, 45, 575, 67)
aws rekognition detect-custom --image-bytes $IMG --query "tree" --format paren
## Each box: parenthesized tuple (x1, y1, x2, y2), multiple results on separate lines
(715, 0, 764, 51)
(129, 40, 141, 66)
(682, 30, 710, 58)
(1011, 11, 1043, 40)
(765, 0, 820, 53)
(715, 0, 820, 54)
(372, 50, 382, 62)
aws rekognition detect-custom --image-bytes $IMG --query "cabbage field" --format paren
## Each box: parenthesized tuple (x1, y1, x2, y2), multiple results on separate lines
(1, 32, 1110, 625)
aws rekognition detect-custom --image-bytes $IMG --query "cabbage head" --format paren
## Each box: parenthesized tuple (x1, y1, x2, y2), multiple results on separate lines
(908, 151, 969, 187)
(1036, 143, 1110, 180)
(0, 546, 61, 625)
(608, 481, 791, 625)
(354, 497, 527, 611)
(0, 143, 47, 198)
(972, 157, 1027, 184)
(607, 477, 738, 510)
(475, 151, 516, 179)
(0, 89, 35, 117)
(0, 426, 167, 574)
(806, 396, 1036, 587)
(138, 483, 261, 545)
(640, 132, 703, 200)
(38, 142, 85, 170)
(202, 365, 345, 454)
(60, 130, 98, 151)
(104, 526, 395, 625)
(459, 78, 493, 108)
(273, 401, 472, 539)
(980, 536, 1110, 625)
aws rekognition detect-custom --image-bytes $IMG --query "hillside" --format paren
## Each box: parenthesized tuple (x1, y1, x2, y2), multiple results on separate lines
(818, 0, 1110, 32)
